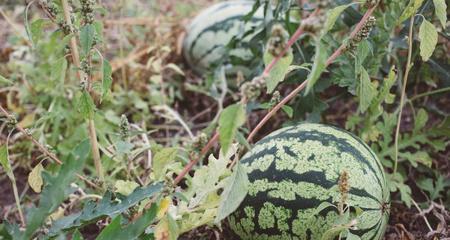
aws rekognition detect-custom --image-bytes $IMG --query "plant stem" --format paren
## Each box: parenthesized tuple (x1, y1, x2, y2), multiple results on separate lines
(409, 86, 450, 102)
(247, 5, 378, 142)
(174, 5, 378, 185)
(0, 105, 101, 189)
(60, 0, 104, 181)
(393, 16, 414, 174)
(5, 131, 25, 226)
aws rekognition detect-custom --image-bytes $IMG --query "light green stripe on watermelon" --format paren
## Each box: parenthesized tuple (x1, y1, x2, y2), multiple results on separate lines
(229, 123, 390, 240)
(183, 1, 264, 74)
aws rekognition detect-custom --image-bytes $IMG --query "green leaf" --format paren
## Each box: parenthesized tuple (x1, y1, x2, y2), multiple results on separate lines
(418, 19, 438, 61)
(281, 105, 293, 118)
(399, 0, 425, 23)
(96, 204, 157, 240)
(355, 40, 371, 75)
(263, 50, 293, 93)
(51, 58, 68, 84)
(389, 174, 412, 208)
(305, 40, 328, 94)
(308, 202, 336, 219)
(0, 145, 13, 179)
(115, 140, 134, 155)
(215, 162, 249, 223)
(102, 59, 112, 99)
(413, 108, 428, 132)
(72, 230, 84, 240)
(323, 3, 355, 33)
(49, 183, 163, 235)
(114, 180, 139, 196)
(30, 19, 50, 44)
(167, 214, 179, 240)
(21, 140, 90, 240)
(321, 224, 349, 240)
(0, 75, 13, 85)
(153, 147, 178, 180)
(358, 67, 376, 113)
(218, 103, 246, 154)
(418, 175, 450, 201)
(433, 0, 447, 28)
(78, 91, 95, 119)
(80, 24, 96, 56)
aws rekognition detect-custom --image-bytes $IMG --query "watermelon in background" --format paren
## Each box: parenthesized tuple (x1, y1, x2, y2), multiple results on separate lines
(183, 1, 264, 76)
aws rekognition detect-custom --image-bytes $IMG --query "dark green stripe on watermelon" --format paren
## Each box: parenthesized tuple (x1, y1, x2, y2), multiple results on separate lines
(188, 16, 263, 60)
(229, 123, 389, 240)
(255, 127, 385, 194)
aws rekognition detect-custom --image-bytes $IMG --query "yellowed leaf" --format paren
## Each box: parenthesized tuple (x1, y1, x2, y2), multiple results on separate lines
(48, 206, 65, 222)
(155, 217, 170, 240)
(18, 113, 35, 128)
(157, 197, 171, 219)
(28, 163, 44, 193)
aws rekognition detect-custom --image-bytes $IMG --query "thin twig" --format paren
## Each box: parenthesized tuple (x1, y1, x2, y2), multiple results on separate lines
(412, 199, 434, 233)
(248, 5, 378, 142)
(0, 105, 100, 190)
(174, 4, 378, 184)
(409, 86, 450, 102)
(60, 0, 104, 181)
(5, 130, 25, 226)
(393, 16, 414, 174)
(173, 11, 314, 185)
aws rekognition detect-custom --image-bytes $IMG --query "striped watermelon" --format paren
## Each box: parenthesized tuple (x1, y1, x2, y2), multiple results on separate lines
(228, 123, 390, 240)
(183, 1, 264, 75)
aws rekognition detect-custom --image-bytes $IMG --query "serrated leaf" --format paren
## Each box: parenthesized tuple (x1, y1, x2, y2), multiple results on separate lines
(28, 163, 44, 193)
(21, 140, 90, 240)
(215, 162, 249, 223)
(323, 3, 355, 33)
(359, 67, 376, 113)
(263, 50, 293, 93)
(51, 58, 67, 84)
(305, 40, 328, 94)
(399, 0, 425, 23)
(418, 19, 438, 61)
(80, 24, 96, 56)
(30, 19, 50, 44)
(219, 103, 246, 154)
(48, 183, 163, 235)
(433, 0, 447, 28)
(153, 148, 178, 180)
(78, 91, 95, 119)
(96, 204, 157, 240)
(115, 140, 134, 155)
(186, 145, 236, 209)
(102, 59, 112, 99)
(114, 180, 139, 196)
(0, 145, 13, 179)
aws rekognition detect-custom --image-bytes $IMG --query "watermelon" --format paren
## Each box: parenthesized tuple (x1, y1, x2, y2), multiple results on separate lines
(228, 123, 390, 240)
(183, 1, 264, 75)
